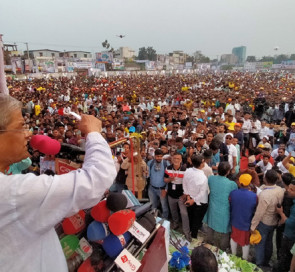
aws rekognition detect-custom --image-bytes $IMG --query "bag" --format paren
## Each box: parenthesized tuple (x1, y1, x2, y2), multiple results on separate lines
(142, 159, 168, 198)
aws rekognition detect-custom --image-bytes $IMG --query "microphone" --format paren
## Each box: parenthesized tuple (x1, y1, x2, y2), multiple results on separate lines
(91, 200, 111, 223)
(62, 210, 86, 235)
(106, 192, 128, 212)
(108, 209, 136, 236)
(60, 235, 80, 260)
(69, 111, 82, 121)
(102, 232, 132, 259)
(30, 135, 61, 155)
(132, 202, 153, 217)
(87, 221, 110, 243)
(137, 212, 156, 232)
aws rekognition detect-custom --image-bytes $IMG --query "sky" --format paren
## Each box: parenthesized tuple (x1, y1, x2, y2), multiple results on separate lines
(1, 0, 295, 59)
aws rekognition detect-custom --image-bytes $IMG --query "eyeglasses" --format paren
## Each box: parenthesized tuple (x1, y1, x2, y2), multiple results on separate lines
(226, 137, 232, 140)
(0, 128, 30, 133)
(173, 126, 179, 129)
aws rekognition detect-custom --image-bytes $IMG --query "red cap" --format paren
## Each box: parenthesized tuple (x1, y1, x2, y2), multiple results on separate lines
(108, 209, 136, 236)
(91, 200, 111, 223)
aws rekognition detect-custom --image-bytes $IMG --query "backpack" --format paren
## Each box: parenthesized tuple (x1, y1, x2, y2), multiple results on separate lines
(146, 159, 168, 185)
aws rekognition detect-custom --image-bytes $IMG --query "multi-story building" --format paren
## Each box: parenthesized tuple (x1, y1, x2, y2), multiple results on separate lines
(114, 47, 135, 59)
(220, 54, 238, 65)
(64, 51, 92, 60)
(27, 49, 61, 59)
(169, 51, 186, 65)
(232, 46, 246, 64)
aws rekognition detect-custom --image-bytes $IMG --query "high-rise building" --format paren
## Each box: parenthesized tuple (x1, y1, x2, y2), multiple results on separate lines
(232, 46, 246, 64)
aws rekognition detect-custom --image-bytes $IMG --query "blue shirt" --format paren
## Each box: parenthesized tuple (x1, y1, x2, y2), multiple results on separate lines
(147, 160, 169, 188)
(230, 188, 257, 231)
(177, 146, 186, 155)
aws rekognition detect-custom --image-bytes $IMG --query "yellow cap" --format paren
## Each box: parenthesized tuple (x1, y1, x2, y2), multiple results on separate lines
(239, 174, 252, 186)
(250, 230, 262, 245)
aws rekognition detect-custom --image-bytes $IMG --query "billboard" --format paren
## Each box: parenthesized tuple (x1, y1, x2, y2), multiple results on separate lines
(95, 52, 113, 63)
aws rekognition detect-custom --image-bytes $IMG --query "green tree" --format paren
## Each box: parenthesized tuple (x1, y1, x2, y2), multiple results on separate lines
(194, 51, 210, 63)
(220, 64, 233, 70)
(246, 56, 256, 62)
(259, 56, 274, 62)
(102, 40, 110, 50)
(146, 46, 157, 61)
(274, 54, 288, 64)
(186, 55, 194, 63)
(138, 47, 148, 60)
(290, 54, 295, 60)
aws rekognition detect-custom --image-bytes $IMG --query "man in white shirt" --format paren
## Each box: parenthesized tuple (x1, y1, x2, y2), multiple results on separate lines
(183, 155, 208, 238)
(249, 115, 261, 148)
(224, 133, 237, 175)
(256, 154, 272, 175)
(0, 94, 117, 272)
(242, 112, 252, 155)
(259, 121, 269, 140)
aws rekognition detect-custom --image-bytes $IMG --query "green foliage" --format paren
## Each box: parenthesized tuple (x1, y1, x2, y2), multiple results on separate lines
(246, 56, 256, 62)
(102, 40, 110, 49)
(138, 47, 157, 61)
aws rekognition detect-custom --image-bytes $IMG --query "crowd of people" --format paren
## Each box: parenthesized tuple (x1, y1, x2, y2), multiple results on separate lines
(6, 71, 295, 271)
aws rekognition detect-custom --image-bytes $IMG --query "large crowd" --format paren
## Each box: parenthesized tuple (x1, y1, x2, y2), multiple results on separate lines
(7, 71, 295, 271)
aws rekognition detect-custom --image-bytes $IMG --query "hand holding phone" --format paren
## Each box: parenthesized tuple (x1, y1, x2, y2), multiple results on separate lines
(291, 151, 295, 157)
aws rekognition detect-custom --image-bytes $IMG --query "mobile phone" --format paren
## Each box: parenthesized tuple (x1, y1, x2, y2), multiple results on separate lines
(291, 151, 295, 157)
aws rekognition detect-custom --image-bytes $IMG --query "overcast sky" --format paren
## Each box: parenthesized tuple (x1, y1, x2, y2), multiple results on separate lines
(1, 0, 294, 59)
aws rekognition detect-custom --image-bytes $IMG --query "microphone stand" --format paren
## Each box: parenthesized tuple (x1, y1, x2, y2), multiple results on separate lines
(104, 219, 164, 272)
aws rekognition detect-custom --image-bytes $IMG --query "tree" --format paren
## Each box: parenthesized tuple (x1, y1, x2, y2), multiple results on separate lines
(186, 55, 194, 63)
(138, 47, 157, 61)
(101, 40, 114, 53)
(102, 40, 110, 50)
(146, 47, 157, 61)
(246, 56, 256, 62)
(290, 54, 295, 60)
(193, 51, 210, 63)
(138, 47, 148, 60)
(274, 54, 288, 64)
(259, 56, 275, 62)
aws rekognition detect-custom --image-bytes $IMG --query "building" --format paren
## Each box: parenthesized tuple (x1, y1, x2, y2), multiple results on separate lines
(232, 46, 246, 64)
(220, 54, 238, 65)
(168, 51, 186, 65)
(27, 49, 61, 59)
(114, 47, 135, 59)
(64, 51, 92, 60)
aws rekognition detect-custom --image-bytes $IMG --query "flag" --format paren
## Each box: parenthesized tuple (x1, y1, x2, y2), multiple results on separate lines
(0, 35, 9, 95)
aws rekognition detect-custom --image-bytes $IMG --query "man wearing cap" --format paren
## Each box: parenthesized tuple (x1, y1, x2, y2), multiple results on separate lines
(0, 95, 117, 271)
(250, 170, 285, 268)
(286, 123, 295, 153)
(233, 123, 244, 150)
(229, 174, 258, 260)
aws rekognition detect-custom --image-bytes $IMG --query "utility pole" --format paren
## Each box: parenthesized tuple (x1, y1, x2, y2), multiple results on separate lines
(24, 42, 30, 72)
(24, 42, 30, 60)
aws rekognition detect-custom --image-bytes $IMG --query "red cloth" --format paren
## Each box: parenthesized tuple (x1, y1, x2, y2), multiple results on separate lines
(231, 226, 251, 246)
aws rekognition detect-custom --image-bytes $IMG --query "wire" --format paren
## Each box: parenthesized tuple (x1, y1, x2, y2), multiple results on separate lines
(4, 41, 100, 50)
